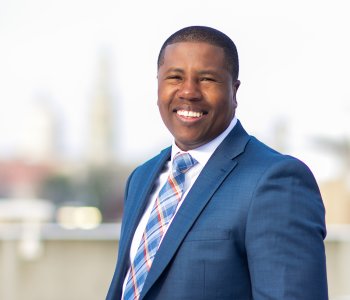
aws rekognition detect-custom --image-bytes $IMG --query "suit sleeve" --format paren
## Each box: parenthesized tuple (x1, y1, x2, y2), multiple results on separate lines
(245, 157, 328, 299)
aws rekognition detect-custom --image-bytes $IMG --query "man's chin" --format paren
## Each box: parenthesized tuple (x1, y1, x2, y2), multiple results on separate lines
(174, 137, 207, 151)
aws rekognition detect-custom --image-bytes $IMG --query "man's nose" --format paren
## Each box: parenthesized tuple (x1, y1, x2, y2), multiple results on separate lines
(177, 79, 201, 100)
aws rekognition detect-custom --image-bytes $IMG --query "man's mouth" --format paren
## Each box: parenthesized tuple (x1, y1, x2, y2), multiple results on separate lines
(176, 110, 203, 118)
(173, 108, 208, 121)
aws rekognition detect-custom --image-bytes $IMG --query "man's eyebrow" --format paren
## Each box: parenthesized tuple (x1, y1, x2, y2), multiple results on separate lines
(197, 70, 221, 76)
(165, 68, 184, 73)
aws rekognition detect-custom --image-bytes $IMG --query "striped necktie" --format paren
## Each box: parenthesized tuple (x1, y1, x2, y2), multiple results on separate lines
(122, 152, 198, 300)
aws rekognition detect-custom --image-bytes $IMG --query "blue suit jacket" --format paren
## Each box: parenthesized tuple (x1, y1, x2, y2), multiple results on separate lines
(107, 121, 328, 300)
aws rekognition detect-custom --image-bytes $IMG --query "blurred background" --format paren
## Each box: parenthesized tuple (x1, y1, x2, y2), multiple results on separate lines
(0, 0, 349, 299)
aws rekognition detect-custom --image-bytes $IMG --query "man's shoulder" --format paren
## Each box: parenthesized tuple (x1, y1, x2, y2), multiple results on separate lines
(245, 136, 316, 179)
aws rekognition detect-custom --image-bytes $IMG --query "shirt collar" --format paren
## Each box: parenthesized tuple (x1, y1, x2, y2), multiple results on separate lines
(171, 117, 238, 166)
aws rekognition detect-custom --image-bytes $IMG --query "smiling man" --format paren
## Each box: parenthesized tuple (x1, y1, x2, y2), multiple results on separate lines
(157, 41, 240, 151)
(107, 26, 328, 300)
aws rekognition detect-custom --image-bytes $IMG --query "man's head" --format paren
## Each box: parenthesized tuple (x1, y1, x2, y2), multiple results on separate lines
(158, 26, 239, 81)
(157, 26, 240, 151)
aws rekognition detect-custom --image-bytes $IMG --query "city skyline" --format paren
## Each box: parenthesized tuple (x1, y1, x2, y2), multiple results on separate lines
(0, 0, 349, 182)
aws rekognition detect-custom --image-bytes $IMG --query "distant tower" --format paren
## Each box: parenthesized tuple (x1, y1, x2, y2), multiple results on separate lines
(87, 51, 115, 167)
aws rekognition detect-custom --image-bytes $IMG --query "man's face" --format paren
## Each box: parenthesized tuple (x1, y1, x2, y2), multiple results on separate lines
(157, 42, 240, 151)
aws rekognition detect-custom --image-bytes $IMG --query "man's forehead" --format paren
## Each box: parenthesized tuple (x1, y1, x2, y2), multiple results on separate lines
(162, 42, 225, 62)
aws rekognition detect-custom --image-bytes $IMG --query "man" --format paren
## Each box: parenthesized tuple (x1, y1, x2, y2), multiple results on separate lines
(107, 26, 328, 300)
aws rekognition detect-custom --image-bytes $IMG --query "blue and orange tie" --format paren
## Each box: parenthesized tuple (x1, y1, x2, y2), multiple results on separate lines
(122, 152, 198, 300)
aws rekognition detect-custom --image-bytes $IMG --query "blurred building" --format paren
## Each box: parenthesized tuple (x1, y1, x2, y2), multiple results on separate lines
(321, 179, 350, 224)
(87, 51, 116, 167)
(0, 52, 131, 223)
(17, 99, 59, 163)
(0, 160, 53, 198)
(316, 137, 350, 224)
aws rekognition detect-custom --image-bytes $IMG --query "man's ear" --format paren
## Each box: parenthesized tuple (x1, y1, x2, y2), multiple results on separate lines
(233, 80, 240, 91)
(232, 80, 240, 107)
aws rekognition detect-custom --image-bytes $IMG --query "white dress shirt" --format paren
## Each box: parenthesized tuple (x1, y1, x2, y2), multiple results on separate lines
(121, 117, 238, 296)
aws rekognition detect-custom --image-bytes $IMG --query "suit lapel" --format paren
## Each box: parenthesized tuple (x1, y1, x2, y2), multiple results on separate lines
(140, 121, 251, 299)
(122, 148, 171, 251)
(113, 147, 171, 297)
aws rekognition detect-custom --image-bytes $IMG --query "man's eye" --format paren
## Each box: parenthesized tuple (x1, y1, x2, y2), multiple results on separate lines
(201, 77, 215, 82)
(167, 75, 182, 80)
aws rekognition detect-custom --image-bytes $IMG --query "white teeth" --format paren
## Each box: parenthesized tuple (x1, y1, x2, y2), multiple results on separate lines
(177, 110, 203, 118)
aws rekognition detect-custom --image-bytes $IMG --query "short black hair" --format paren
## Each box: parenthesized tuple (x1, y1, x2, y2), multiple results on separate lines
(157, 26, 239, 80)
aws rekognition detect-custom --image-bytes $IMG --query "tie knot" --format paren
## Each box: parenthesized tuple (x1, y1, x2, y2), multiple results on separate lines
(172, 152, 198, 174)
